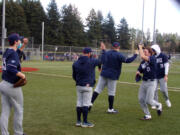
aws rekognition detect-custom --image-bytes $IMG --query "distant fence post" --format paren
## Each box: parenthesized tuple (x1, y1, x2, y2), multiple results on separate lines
(70, 46, 72, 61)
(42, 22, 44, 60)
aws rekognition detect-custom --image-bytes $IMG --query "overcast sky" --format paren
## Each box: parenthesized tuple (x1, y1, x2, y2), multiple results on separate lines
(40, 0, 180, 37)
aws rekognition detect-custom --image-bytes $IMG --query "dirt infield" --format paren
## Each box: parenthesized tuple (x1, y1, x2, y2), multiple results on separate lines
(0, 67, 39, 72)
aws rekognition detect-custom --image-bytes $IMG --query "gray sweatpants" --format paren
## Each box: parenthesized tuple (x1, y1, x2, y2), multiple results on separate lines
(154, 78, 169, 101)
(0, 80, 23, 135)
(76, 86, 93, 107)
(138, 80, 161, 115)
(94, 76, 117, 96)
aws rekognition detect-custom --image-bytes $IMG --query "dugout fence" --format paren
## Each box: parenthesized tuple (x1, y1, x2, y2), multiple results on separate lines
(0, 44, 180, 62)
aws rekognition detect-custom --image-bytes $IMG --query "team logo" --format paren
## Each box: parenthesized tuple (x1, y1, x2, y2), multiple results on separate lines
(141, 63, 146, 69)
(11, 60, 16, 63)
(146, 67, 151, 72)
(141, 62, 149, 69)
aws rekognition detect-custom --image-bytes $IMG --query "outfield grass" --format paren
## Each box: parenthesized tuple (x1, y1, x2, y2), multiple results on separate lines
(0, 61, 180, 135)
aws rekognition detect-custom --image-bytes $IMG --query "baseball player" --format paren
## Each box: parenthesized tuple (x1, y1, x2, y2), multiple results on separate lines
(151, 44, 171, 108)
(72, 47, 101, 128)
(89, 42, 138, 113)
(137, 45, 162, 120)
(0, 33, 26, 135)
(17, 37, 28, 62)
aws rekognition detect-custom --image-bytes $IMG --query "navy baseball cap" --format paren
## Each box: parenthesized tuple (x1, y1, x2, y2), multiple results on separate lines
(8, 33, 20, 45)
(83, 47, 92, 54)
(112, 42, 120, 47)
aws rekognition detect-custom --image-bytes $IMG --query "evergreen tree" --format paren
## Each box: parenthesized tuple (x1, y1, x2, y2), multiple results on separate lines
(97, 10, 103, 24)
(129, 28, 136, 41)
(102, 12, 116, 43)
(46, 0, 63, 45)
(0, 1, 30, 37)
(61, 4, 86, 46)
(117, 17, 130, 49)
(86, 9, 102, 47)
(21, 0, 47, 44)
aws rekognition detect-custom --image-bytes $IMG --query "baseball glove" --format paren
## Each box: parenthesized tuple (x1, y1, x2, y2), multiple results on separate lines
(14, 78, 27, 88)
(135, 74, 142, 82)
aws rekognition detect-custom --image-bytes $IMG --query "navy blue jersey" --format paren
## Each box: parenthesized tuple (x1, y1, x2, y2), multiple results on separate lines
(100, 50, 137, 80)
(156, 53, 168, 79)
(72, 56, 101, 87)
(90, 57, 101, 85)
(2, 48, 21, 84)
(138, 56, 157, 81)
(16, 49, 26, 62)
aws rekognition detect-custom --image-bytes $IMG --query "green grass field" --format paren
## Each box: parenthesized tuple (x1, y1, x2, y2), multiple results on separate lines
(0, 61, 180, 135)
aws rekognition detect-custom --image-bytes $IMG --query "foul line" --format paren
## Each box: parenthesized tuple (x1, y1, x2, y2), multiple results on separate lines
(26, 72, 180, 92)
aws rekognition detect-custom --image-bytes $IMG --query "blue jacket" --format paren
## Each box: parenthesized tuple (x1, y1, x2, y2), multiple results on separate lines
(100, 50, 137, 80)
(138, 56, 157, 80)
(156, 53, 168, 79)
(72, 56, 101, 87)
(2, 48, 21, 84)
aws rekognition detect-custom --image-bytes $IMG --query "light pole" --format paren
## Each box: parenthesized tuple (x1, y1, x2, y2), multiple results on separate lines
(42, 22, 44, 60)
(141, 0, 145, 43)
(1, 0, 6, 54)
(153, 0, 157, 44)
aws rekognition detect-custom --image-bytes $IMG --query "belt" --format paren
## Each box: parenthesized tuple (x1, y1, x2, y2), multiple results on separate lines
(143, 79, 154, 81)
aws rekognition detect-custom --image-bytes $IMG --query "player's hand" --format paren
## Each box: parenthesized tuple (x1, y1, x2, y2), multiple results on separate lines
(164, 75, 168, 82)
(98, 68, 102, 72)
(138, 44, 144, 49)
(14, 78, 27, 88)
(136, 71, 140, 75)
(100, 42, 106, 50)
(135, 50, 139, 55)
(135, 71, 142, 82)
(23, 38, 28, 45)
(16, 72, 26, 79)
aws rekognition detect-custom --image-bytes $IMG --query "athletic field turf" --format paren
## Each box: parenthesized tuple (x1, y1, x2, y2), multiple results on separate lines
(0, 61, 180, 135)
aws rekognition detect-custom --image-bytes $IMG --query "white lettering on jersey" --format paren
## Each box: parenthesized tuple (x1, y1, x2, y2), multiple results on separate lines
(160, 64, 164, 68)
(156, 58, 162, 63)
(141, 62, 149, 69)
(141, 62, 151, 72)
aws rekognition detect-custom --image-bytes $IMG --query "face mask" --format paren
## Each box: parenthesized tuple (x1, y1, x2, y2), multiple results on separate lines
(17, 42, 22, 49)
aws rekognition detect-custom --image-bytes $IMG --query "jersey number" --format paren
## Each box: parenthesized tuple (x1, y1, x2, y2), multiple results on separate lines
(146, 67, 151, 72)
(160, 64, 164, 68)
(2, 58, 6, 71)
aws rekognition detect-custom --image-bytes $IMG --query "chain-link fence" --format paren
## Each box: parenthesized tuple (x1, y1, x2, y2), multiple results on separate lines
(0, 44, 180, 62)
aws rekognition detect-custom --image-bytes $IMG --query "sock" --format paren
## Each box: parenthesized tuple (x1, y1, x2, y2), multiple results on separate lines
(91, 91, 99, 104)
(108, 96, 114, 109)
(76, 107, 82, 121)
(82, 106, 89, 123)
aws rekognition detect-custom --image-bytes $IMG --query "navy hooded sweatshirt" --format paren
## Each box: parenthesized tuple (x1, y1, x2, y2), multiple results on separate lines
(72, 56, 101, 87)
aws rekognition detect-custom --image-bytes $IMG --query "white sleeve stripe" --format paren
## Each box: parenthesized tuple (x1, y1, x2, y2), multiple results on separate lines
(7, 64, 17, 68)
(164, 63, 169, 75)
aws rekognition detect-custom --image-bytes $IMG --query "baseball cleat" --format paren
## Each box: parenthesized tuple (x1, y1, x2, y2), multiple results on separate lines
(107, 108, 119, 114)
(75, 121, 82, 127)
(165, 100, 171, 108)
(157, 103, 162, 116)
(81, 122, 94, 128)
(151, 106, 156, 109)
(140, 115, 152, 120)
